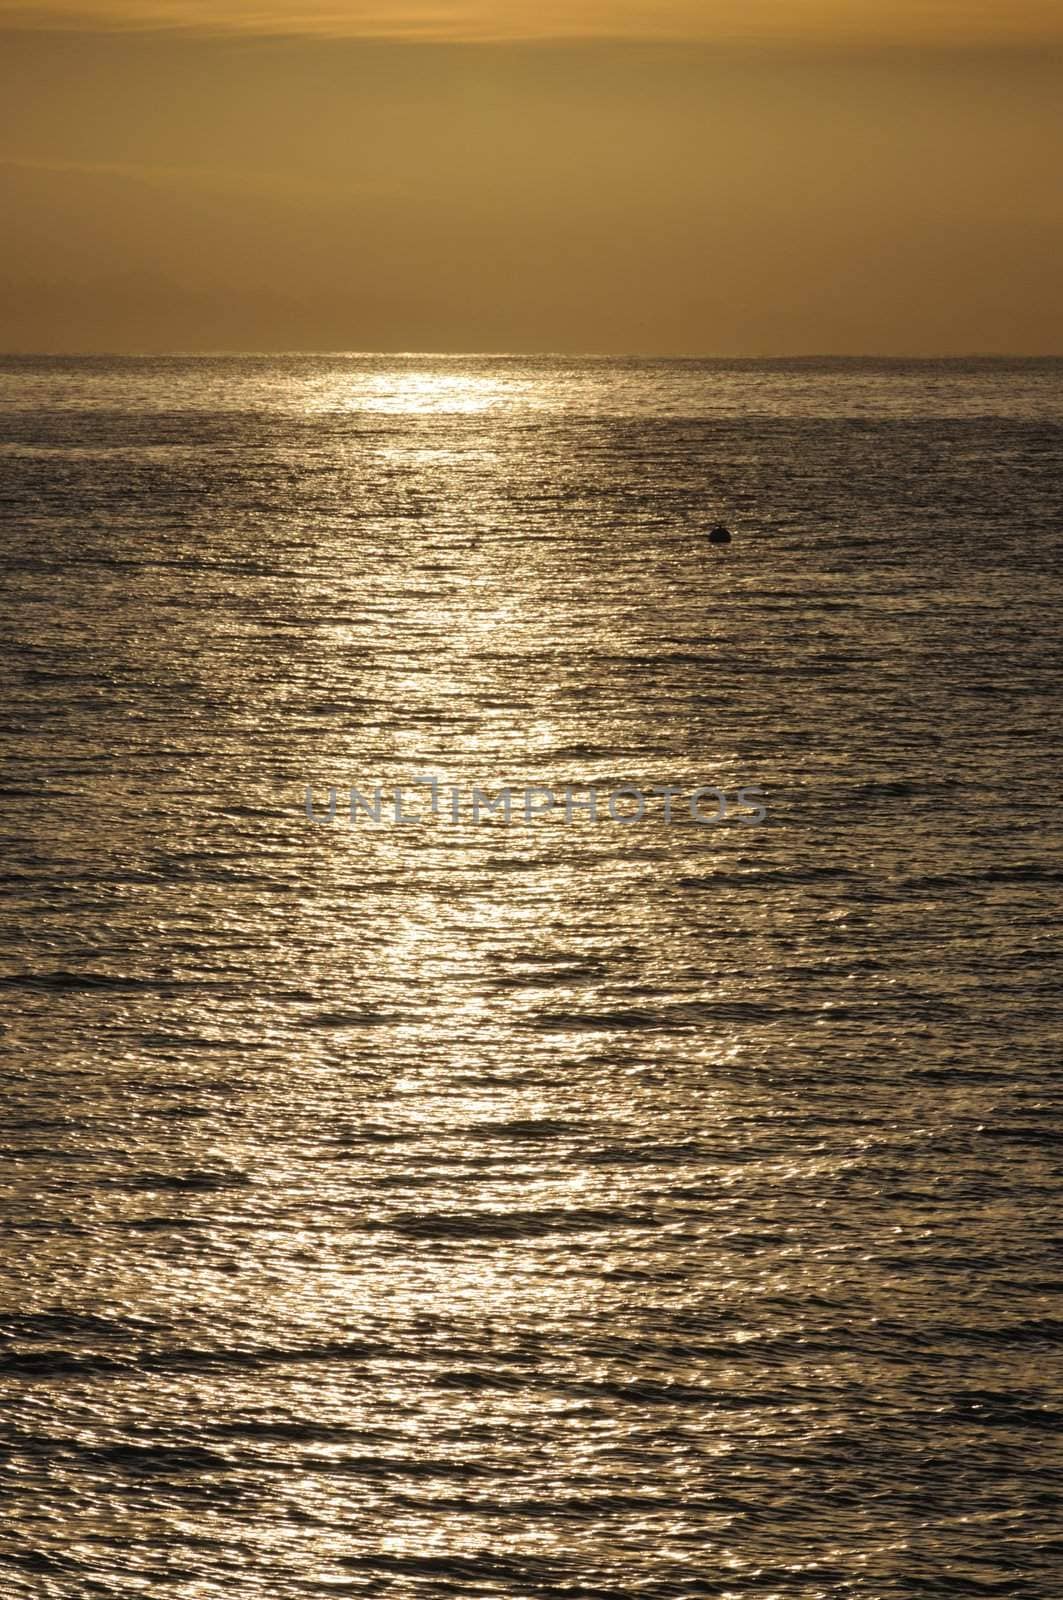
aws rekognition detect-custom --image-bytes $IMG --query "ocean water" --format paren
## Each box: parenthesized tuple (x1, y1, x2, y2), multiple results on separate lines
(1, 355, 1061, 1599)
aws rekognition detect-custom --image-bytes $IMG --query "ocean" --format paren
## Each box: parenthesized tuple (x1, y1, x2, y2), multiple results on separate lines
(1, 355, 1061, 1598)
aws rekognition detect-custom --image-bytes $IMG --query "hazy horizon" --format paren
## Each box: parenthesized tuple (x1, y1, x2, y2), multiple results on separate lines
(4, 349, 1063, 359)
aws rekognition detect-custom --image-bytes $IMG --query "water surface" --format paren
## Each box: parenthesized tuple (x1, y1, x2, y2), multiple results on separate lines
(1, 356, 1061, 1598)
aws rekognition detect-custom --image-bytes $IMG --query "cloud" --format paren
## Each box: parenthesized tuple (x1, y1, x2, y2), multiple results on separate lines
(0, 152, 401, 201)
(5, 0, 1063, 46)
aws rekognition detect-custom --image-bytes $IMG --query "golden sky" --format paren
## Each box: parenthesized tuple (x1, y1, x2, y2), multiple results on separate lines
(2, 3, 1061, 352)
(8, 0, 1063, 45)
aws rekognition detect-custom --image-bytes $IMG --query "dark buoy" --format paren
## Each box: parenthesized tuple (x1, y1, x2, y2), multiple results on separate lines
(708, 524, 732, 545)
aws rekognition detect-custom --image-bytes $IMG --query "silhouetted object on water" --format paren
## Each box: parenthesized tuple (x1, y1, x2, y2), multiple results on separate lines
(708, 524, 732, 544)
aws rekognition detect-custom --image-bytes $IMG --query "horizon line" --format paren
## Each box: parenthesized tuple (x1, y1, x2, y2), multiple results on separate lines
(2, 350, 1062, 361)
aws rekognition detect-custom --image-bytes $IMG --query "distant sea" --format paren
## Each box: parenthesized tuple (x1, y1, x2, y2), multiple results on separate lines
(1, 356, 1061, 1599)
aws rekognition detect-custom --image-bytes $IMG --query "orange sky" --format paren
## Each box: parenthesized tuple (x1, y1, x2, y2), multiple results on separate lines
(2, 4, 1061, 352)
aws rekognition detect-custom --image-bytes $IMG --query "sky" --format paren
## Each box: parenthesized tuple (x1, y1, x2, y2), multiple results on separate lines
(2, 1, 1061, 353)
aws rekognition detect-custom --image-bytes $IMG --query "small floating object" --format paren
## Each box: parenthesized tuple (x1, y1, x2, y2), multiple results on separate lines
(707, 524, 732, 544)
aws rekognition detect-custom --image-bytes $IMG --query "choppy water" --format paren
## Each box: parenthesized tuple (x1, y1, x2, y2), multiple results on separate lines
(1, 356, 1061, 1599)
